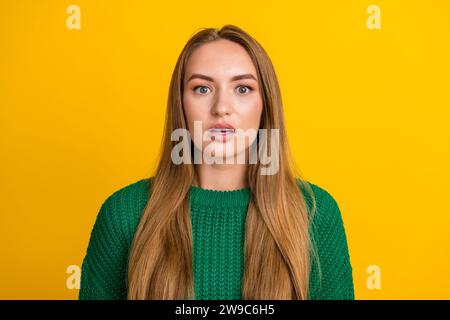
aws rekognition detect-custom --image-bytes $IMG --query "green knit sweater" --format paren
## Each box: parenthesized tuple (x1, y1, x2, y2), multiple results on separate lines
(79, 178, 354, 300)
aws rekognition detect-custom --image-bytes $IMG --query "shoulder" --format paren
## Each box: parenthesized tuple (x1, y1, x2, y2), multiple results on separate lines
(98, 177, 153, 243)
(295, 179, 354, 299)
(295, 178, 347, 241)
(295, 178, 341, 221)
(102, 177, 152, 208)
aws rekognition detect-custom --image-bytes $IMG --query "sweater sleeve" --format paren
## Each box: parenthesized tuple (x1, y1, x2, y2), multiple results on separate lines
(79, 194, 129, 300)
(307, 184, 355, 300)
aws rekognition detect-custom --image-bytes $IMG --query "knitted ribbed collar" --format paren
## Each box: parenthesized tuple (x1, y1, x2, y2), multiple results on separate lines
(189, 185, 251, 209)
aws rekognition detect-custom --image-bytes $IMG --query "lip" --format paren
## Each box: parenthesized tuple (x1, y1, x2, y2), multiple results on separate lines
(207, 122, 236, 142)
(208, 122, 236, 130)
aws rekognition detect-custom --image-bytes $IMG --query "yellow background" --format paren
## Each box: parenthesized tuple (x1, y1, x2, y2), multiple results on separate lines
(1, 0, 449, 299)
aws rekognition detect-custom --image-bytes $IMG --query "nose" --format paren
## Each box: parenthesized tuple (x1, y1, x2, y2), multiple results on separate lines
(211, 89, 233, 117)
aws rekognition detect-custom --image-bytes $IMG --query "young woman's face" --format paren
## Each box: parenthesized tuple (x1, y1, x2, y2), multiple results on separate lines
(183, 39, 263, 162)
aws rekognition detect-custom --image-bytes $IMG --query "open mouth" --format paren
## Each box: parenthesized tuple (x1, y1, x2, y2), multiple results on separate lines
(208, 128, 235, 142)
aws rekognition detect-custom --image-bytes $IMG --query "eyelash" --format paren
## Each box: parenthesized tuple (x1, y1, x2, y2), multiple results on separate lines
(193, 85, 254, 95)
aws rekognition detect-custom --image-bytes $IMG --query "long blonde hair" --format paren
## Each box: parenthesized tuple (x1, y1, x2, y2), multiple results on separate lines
(127, 24, 318, 299)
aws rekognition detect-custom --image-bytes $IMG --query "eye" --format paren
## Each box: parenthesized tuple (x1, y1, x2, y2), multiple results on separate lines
(236, 85, 253, 95)
(193, 86, 210, 94)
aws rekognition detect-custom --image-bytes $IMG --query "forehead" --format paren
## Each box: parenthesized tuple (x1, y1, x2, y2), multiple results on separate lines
(185, 39, 257, 78)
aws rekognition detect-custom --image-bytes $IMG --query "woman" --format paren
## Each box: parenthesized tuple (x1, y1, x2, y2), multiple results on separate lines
(79, 25, 354, 300)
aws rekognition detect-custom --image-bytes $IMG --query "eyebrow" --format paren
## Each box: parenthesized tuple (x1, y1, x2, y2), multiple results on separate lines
(186, 73, 258, 83)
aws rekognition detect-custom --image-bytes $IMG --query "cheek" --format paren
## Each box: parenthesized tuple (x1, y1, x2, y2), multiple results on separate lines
(183, 98, 211, 141)
(183, 94, 209, 121)
(183, 96, 207, 122)
(240, 100, 263, 129)
(185, 109, 208, 135)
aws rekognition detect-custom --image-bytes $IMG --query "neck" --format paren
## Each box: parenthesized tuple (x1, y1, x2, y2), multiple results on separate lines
(193, 163, 248, 191)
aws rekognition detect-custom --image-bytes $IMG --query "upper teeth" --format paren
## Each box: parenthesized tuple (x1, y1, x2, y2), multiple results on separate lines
(210, 128, 234, 132)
